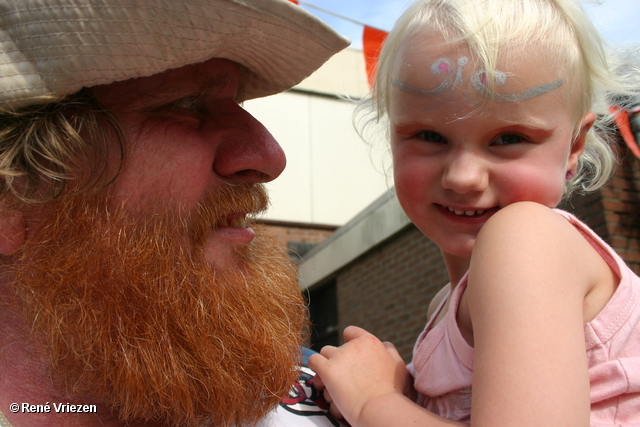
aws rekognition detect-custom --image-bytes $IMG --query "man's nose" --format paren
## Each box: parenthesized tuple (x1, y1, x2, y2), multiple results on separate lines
(212, 105, 286, 184)
(441, 149, 488, 194)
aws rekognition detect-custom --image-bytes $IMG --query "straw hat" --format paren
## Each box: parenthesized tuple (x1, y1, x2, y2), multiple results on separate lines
(0, 0, 350, 109)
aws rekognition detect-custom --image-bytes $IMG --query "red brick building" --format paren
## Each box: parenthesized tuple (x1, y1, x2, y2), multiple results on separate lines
(260, 219, 337, 263)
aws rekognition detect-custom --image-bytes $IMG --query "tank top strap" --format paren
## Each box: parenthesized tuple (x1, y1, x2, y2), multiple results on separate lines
(552, 208, 621, 279)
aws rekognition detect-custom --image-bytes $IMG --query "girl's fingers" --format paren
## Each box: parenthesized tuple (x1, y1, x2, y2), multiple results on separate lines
(321, 385, 345, 419)
(313, 373, 325, 390)
(307, 352, 327, 374)
(343, 325, 368, 342)
(382, 341, 403, 360)
(307, 344, 342, 375)
(328, 400, 345, 420)
(319, 345, 337, 357)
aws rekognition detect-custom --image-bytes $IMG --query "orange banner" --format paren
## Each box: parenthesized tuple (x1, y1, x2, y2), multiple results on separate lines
(363, 26, 389, 88)
(609, 106, 640, 159)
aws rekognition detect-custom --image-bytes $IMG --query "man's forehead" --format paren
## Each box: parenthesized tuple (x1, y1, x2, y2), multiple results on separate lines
(94, 59, 247, 106)
(139, 59, 245, 96)
(152, 67, 241, 98)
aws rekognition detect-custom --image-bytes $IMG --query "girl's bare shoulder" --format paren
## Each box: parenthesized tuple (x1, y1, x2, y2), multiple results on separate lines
(471, 201, 617, 322)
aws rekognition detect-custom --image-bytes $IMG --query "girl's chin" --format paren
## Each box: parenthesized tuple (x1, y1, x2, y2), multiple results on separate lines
(431, 237, 475, 259)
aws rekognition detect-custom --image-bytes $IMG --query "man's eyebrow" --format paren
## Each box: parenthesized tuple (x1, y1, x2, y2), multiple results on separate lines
(194, 72, 233, 97)
(152, 71, 235, 101)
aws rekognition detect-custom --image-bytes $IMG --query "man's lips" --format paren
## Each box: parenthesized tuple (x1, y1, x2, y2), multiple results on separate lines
(203, 215, 255, 268)
(211, 214, 255, 243)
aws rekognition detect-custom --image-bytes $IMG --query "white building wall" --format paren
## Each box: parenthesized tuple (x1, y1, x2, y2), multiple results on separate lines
(244, 48, 392, 226)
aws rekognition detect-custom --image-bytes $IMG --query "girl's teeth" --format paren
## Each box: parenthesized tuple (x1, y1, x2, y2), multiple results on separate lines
(446, 207, 486, 216)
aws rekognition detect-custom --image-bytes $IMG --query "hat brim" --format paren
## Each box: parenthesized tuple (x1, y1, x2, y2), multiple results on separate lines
(0, 0, 350, 108)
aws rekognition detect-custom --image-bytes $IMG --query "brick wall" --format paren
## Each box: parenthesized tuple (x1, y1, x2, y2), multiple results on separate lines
(264, 221, 337, 243)
(600, 149, 640, 272)
(262, 220, 337, 247)
(336, 226, 446, 363)
(261, 220, 337, 262)
(560, 146, 640, 274)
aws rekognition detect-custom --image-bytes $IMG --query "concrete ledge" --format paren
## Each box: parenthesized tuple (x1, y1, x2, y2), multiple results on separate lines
(298, 188, 412, 290)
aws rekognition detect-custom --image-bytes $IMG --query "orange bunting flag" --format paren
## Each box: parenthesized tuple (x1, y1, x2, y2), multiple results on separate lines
(288, 0, 299, 4)
(363, 26, 389, 88)
(609, 105, 640, 159)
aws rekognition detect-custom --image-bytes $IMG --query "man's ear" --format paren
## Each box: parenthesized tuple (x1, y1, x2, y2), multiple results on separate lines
(0, 207, 25, 254)
(567, 111, 596, 173)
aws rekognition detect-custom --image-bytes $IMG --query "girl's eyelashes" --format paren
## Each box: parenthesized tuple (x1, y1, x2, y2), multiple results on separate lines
(409, 129, 529, 145)
(491, 133, 528, 146)
(416, 130, 445, 143)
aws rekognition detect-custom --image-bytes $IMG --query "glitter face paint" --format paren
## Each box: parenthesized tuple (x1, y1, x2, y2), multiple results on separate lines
(393, 56, 562, 102)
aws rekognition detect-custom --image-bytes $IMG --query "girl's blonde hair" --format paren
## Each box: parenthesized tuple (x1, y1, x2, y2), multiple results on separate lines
(357, 0, 639, 197)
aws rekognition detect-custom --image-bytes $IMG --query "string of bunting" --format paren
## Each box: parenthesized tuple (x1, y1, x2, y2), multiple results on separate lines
(287, 0, 389, 87)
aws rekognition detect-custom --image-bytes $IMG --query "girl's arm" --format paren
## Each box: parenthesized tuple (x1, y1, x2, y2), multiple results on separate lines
(466, 202, 611, 426)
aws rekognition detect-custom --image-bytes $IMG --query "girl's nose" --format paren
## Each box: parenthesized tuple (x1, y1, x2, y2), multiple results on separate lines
(441, 149, 488, 194)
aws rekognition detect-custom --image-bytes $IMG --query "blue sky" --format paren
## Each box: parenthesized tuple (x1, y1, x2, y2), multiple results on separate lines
(298, 0, 640, 51)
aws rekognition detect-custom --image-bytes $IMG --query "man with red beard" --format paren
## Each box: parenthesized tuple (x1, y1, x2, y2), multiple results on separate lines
(0, 0, 348, 426)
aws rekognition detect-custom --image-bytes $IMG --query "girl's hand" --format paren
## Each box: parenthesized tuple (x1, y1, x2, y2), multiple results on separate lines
(311, 374, 346, 420)
(308, 326, 407, 425)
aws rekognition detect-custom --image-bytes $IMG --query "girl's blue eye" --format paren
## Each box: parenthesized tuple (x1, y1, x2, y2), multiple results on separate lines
(418, 130, 445, 143)
(493, 133, 526, 145)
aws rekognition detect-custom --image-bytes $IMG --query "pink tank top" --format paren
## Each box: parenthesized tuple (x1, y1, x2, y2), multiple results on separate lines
(407, 210, 640, 424)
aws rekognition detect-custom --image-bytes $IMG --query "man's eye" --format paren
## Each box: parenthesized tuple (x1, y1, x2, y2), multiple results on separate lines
(172, 96, 199, 112)
(417, 130, 445, 143)
(493, 133, 526, 145)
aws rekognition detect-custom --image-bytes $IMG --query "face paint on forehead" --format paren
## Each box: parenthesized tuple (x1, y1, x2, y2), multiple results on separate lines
(393, 56, 563, 102)
(471, 70, 563, 102)
(393, 56, 468, 95)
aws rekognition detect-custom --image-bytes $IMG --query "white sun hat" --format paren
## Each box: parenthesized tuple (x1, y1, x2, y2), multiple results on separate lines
(0, 0, 350, 109)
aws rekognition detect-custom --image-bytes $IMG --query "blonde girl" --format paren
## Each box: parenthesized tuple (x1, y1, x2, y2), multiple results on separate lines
(309, 0, 640, 425)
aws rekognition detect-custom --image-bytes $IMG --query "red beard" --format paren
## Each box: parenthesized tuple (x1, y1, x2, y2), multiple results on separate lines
(9, 184, 306, 427)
